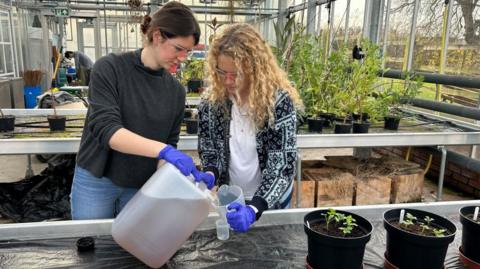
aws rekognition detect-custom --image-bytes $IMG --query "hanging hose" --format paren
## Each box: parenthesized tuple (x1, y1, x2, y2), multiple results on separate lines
(405, 146, 412, 161)
(423, 154, 433, 176)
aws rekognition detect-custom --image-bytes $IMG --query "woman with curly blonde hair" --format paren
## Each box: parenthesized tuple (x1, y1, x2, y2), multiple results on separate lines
(198, 23, 302, 233)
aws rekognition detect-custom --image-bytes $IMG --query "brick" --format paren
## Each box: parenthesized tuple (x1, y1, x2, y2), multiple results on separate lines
(452, 173, 470, 185)
(462, 169, 480, 180)
(456, 182, 475, 195)
(468, 178, 480, 190)
(447, 163, 461, 174)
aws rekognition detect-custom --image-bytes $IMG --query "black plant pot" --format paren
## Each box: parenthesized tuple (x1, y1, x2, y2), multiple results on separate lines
(318, 113, 335, 127)
(460, 206, 480, 264)
(352, 113, 370, 122)
(304, 209, 373, 269)
(184, 110, 193, 119)
(352, 122, 370, 133)
(187, 79, 203, 93)
(0, 115, 15, 132)
(334, 122, 352, 134)
(383, 208, 456, 269)
(185, 118, 198, 134)
(334, 116, 352, 124)
(307, 118, 325, 133)
(47, 115, 66, 131)
(384, 116, 401, 130)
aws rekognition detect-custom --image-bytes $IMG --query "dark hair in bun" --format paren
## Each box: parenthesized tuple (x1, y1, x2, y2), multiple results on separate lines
(142, 1, 200, 45)
(140, 15, 152, 35)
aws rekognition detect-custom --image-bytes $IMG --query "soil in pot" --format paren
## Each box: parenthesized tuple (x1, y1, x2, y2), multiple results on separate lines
(352, 122, 370, 133)
(318, 113, 335, 127)
(384, 208, 456, 269)
(187, 79, 203, 93)
(47, 115, 66, 131)
(334, 122, 352, 134)
(307, 118, 325, 133)
(0, 115, 15, 132)
(304, 209, 373, 269)
(384, 116, 401, 130)
(460, 206, 480, 264)
(185, 118, 198, 134)
(352, 113, 369, 122)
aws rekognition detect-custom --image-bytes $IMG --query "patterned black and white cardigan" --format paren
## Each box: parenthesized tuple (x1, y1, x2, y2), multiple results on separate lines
(198, 90, 297, 218)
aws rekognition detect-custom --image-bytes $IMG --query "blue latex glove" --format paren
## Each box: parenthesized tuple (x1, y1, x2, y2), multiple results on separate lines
(226, 202, 256, 233)
(192, 170, 215, 190)
(158, 145, 195, 176)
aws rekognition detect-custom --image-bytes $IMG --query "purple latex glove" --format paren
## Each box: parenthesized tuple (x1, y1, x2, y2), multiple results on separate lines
(226, 202, 256, 233)
(158, 145, 195, 176)
(192, 170, 215, 190)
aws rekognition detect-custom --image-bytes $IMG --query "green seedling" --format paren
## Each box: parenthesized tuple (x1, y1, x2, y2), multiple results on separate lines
(419, 222, 431, 234)
(433, 228, 446, 237)
(401, 212, 417, 227)
(322, 208, 357, 236)
(322, 208, 338, 231)
(339, 215, 358, 236)
(424, 216, 434, 226)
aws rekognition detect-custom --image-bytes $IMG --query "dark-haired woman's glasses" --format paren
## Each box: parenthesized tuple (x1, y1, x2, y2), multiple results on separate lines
(167, 39, 193, 57)
(215, 66, 238, 80)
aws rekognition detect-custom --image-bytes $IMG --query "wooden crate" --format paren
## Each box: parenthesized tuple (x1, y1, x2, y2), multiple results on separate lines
(324, 155, 421, 176)
(390, 168, 424, 203)
(291, 177, 317, 208)
(304, 168, 355, 207)
(355, 176, 392, 205)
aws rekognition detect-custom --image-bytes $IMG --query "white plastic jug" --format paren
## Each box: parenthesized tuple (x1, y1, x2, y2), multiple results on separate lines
(112, 162, 212, 268)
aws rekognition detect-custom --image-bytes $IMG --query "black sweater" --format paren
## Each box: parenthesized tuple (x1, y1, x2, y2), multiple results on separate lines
(76, 49, 185, 188)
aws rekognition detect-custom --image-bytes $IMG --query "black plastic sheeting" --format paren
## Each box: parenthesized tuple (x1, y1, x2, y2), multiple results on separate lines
(0, 155, 75, 222)
(0, 214, 469, 269)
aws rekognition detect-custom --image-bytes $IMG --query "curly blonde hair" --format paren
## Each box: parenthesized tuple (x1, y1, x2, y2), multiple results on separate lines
(205, 23, 302, 128)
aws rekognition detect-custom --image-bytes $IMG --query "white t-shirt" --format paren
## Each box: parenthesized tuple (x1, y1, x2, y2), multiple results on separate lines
(228, 99, 262, 200)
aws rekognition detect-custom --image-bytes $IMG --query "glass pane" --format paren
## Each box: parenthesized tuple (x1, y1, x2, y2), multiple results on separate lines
(84, 47, 96, 62)
(446, 2, 480, 76)
(4, 43, 12, 73)
(100, 28, 113, 55)
(412, 0, 444, 72)
(0, 12, 9, 42)
(0, 45, 5, 74)
(384, 0, 414, 70)
(83, 28, 95, 46)
(345, 0, 365, 48)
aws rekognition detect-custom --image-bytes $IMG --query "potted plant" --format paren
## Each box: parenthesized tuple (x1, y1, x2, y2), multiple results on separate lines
(185, 109, 198, 135)
(181, 59, 205, 93)
(377, 72, 423, 130)
(349, 41, 381, 134)
(459, 206, 480, 266)
(383, 208, 456, 269)
(47, 82, 66, 131)
(0, 108, 15, 132)
(288, 33, 327, 133)
(304, 208, 373, 269)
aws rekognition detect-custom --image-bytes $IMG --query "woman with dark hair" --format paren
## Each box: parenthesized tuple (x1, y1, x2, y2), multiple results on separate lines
(71, 1, 214, 220)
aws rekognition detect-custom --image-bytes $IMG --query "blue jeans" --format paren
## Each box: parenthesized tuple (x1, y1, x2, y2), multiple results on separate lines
(70, 166, 138, 220)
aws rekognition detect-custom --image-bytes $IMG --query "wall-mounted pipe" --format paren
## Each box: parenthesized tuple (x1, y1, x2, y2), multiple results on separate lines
(447, 149, 480, 174)
(380, 69, 480, 89)
(409, 98, 480, 121)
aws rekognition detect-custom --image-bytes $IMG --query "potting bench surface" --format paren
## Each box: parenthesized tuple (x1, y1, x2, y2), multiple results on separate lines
(0, 200, 477, 268)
